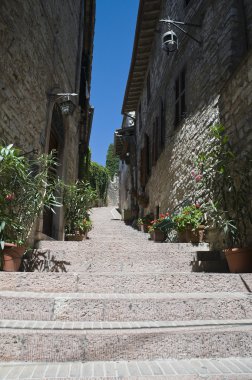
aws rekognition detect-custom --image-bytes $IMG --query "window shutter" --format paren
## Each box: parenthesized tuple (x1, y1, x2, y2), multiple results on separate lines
(140, 147, 145, 187)
(160, 98, 166, 150)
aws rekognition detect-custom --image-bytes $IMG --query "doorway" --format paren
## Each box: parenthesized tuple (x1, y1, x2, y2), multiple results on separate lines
(42, 104, 65, 239)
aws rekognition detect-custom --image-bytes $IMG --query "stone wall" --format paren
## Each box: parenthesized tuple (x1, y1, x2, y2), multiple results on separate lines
(0, 0, 91, 241)
(0, 0, 83, 180)
(135, 0, 251, 215)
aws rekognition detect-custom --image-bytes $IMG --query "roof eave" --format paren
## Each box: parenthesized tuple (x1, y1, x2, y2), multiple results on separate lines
(121, 0, 162, 114)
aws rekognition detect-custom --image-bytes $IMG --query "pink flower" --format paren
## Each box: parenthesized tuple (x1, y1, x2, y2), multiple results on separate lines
(195, 174, 203, 182)
(191, 170, 196, 177)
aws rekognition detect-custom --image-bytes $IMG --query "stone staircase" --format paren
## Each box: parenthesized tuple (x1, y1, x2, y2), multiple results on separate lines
(0, 207, 252, 379)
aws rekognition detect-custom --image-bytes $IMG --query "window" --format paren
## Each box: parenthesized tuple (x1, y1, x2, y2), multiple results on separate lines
(160, 98, 166, 150)
(174, 68, 186, 128)
(152, 117, 159, 165)
(138, 102, 142, 131)
(140, 134, 151, 187)
(147, 72, 151, 104)
(145, 133, 151, 176)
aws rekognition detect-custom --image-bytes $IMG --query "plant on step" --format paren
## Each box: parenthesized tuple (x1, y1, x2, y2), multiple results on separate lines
(192, 124, 252, 248)
(137, 213, 153, 226)
(0, 144, 61, 248)
(63, 180, 97, 235)
(75, 218, 92, 234)
(148, 213, 175, 234)
(172, 204, 204, 232)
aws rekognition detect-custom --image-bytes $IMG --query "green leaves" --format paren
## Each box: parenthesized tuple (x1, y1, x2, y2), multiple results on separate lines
(63, 181, 97, 234)
(106, 144, 119, 179)
(193, 124, 252, 247)
(0, 144, 62, 245)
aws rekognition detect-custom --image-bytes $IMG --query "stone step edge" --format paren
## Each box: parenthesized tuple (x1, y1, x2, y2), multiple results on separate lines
(1, 319, 252, 331)
(1, 357, 252, 379)
(0, 291, 250, 299)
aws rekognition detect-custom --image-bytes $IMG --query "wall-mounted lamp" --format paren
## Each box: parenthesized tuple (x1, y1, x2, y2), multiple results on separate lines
(48, 92, 78, 116)
(159, 18, 201, 55)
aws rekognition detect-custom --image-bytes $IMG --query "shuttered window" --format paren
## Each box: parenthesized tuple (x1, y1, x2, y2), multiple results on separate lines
(138, 102, 142, 131)
(140, 134, 151, 186)
(175, 68, 186, 128)
(160, 98, 166, 150)
(152, 117, 159, 165)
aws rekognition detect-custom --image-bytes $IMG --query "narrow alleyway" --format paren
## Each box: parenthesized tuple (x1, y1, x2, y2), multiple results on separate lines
(0, 207, 252, 379)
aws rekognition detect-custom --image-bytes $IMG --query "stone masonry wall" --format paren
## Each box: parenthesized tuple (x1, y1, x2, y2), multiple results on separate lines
(136, 0, 251, 214)
(0, 0, 83, 181)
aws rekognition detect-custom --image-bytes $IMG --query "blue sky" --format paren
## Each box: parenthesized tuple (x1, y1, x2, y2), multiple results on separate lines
(89, 0, 139, 166)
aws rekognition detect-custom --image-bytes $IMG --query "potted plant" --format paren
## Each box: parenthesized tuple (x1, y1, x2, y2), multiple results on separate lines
(66, 218, 92, 240)
(173, 204, 205, 243)
(193, 124, 252, 272)
(137, 214, 154, 232)
(0, 144, 61, 271)
(149, 213, 175, 242)
(63, 181, 96, 240)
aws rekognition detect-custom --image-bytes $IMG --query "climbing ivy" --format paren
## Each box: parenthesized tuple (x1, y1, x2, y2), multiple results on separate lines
(106, 143, 119, 179)
(88, 162, 110, 205)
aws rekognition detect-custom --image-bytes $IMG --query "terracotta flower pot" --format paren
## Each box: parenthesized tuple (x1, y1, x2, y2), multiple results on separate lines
(65, 234, 84, 241)
(224, 247, 252, 273)
(151, 229, 166, 242)
(2, 244, 26, 272)
(178, 230, 187, 243)
(186, 225, 205, 243)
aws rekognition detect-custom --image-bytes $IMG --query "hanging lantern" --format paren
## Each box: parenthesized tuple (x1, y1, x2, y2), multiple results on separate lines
(162, 30, 178, 54)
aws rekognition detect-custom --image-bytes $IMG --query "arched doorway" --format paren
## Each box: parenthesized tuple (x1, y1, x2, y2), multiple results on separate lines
(42, 104, 65, 239)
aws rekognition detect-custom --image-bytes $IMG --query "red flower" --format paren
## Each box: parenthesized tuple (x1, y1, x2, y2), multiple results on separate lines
(5, 193, 15, 201)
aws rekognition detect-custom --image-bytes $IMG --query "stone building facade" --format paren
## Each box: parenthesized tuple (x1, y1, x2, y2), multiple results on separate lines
(116, 0, 252, 234)
(0, 0, 95, 241)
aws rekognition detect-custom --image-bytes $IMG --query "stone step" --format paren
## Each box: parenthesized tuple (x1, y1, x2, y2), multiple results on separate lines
(1, 318, 252, 330)
(0, 292, 251, 322)
(195, 251, 224, 261)
(1, 357, 252, 379)
(191, 260, 229, 273)
(25, 248, 215, 273)
(38, 240, 210, 253)
(190, 250, 229, 273)
(0, 272, 249, 293)
(0, 325, 252, 361)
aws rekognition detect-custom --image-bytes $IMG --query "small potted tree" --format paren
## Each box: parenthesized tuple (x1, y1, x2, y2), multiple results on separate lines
(0, 144, 61, 271)
(193, 124, 252, 272)
(63, 181, 96, 240)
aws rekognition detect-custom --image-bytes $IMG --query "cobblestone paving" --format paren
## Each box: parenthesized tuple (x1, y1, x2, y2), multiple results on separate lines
(0, 207, 252, 378)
